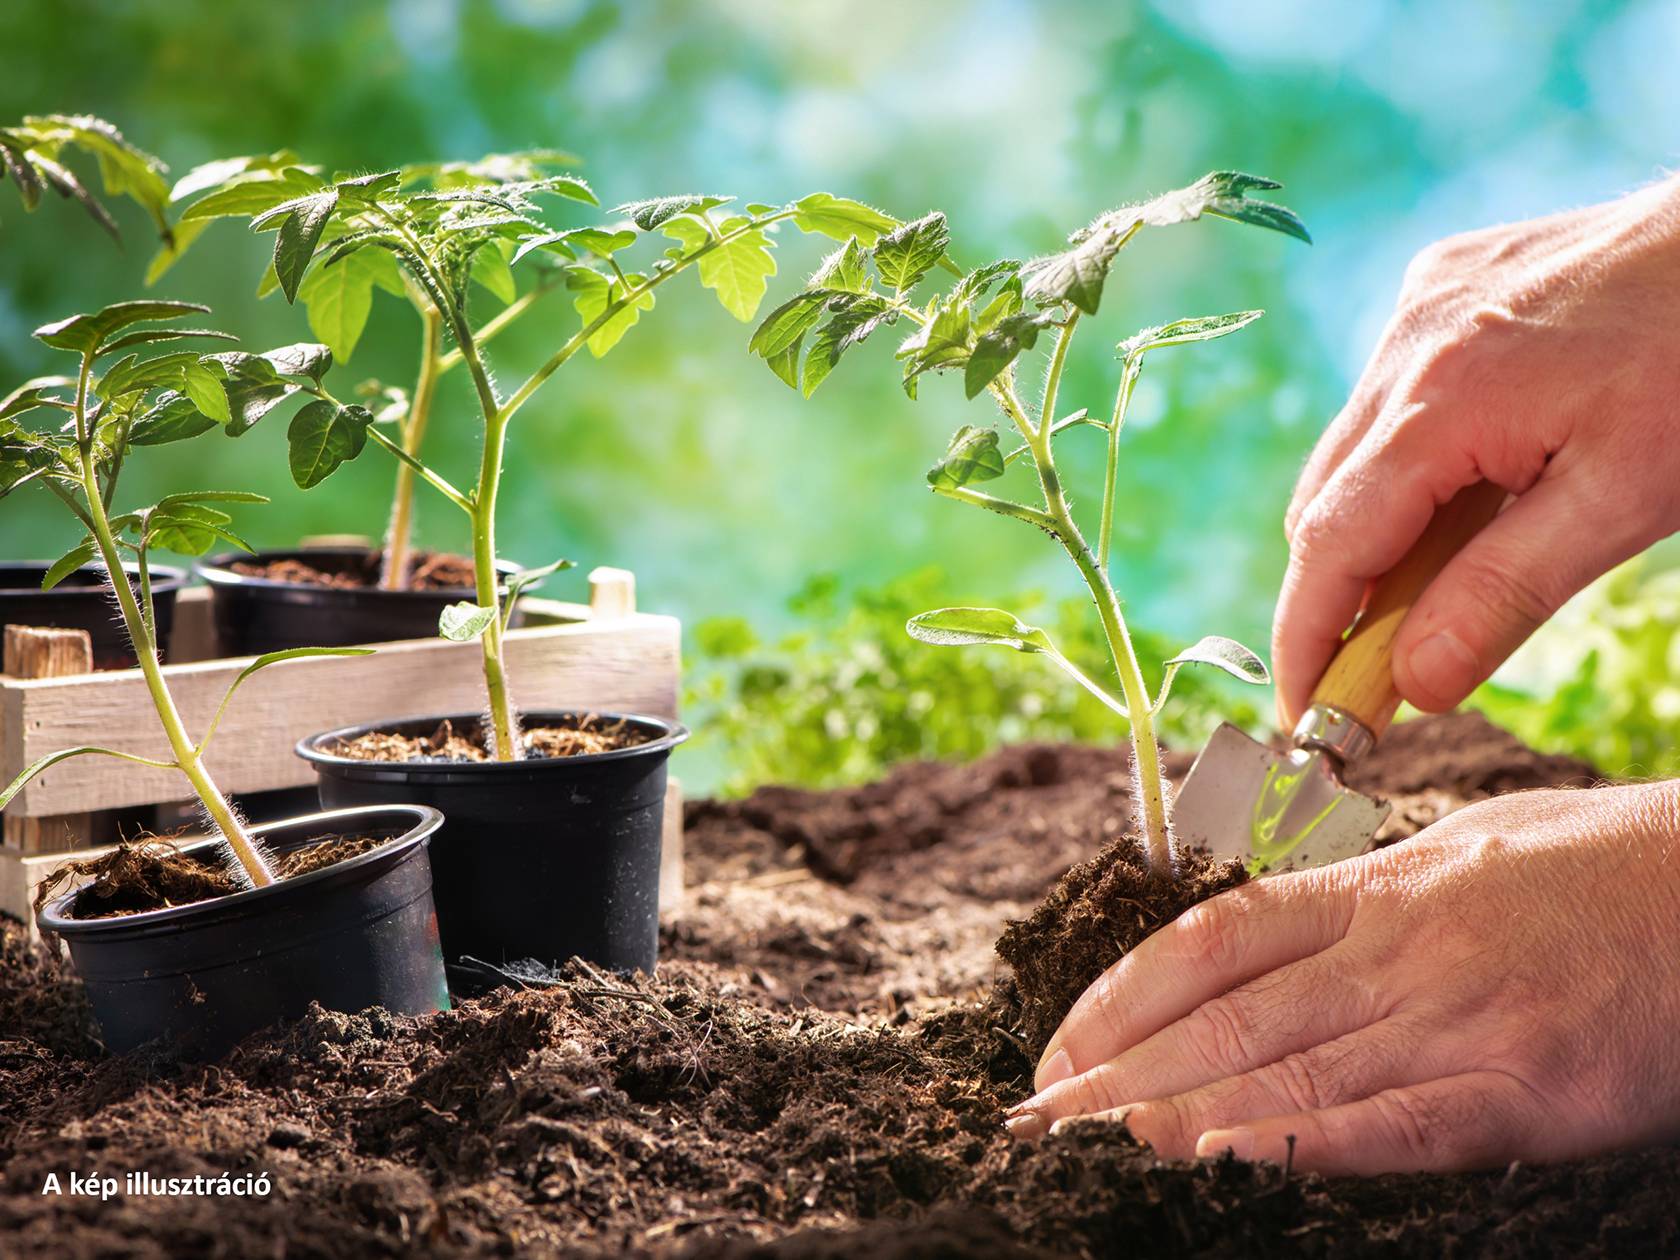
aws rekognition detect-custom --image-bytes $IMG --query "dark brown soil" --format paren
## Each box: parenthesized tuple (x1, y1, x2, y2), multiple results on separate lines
(329, 714, 651, 764)
(230, 550, 478, 591)
(4, 713, 1671, 1259)
(41, 834, 393, 919)
(997, 841, 1248, 1057)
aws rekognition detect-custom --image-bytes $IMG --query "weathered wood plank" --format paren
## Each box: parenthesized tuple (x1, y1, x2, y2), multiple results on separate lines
(3, 627, 96, 853)
(3, 608, 680, 815)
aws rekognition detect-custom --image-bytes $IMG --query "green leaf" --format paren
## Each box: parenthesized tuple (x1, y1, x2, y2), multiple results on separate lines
(8, 114, 171, 242)
(791, 192, 897, 245)
(169, 151, 304, 203)
(896, 298, 971, 395)
(1136, 171, 1310, 243)
(1118, 310, 1264, 362)
(907, 607, 1055, 653)
(663, 216, 779, 321)
(614, 194, 732, 232)
(148, 502, 242, 556)
(261, 342, 333, 384)
(0, 379, 72, 422)
(182, 360, 230, 423)
(873, 212, 949, 292)
(1164, 635, 1270, 685)
(563, 226, 639, 257)
(274, 189, 339, 303)
(286, 400, 372, 488)
(297, 248, 386, 361)
(97, 327, 236, 356)
(501, 557, 574, 623)
(952, 259, 1021, 308)
(749, 289, 832, 361)
(927, 425, 1005, 490)
(1021, 226, 1129, 316)
(570, 268, 655, 358)
(964, 309, 1058, 399)
(471, 243, 518, 304)
(802, 295, 894, 397)
(1, 745, 178, 812)
(34, 300, 212, 355)
(227, 645, 374, 687)
(157, 489, 268, 511)
(177, 166, 323, 222)
(809, 237, 872, 295)
(129, 392, 218, 445)
(41, 538, 95, 590)
(439, 601, 497, 642)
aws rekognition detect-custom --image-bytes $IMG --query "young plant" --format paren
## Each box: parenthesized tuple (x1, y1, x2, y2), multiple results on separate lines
(748, 173, 1309, 874)
(0, 301, 369, 886)
(156, 150, 584, 589)
(182, 157, 918, 761)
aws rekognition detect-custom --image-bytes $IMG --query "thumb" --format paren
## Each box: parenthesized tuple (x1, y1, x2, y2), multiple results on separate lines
(1392, 473, 1640, 711)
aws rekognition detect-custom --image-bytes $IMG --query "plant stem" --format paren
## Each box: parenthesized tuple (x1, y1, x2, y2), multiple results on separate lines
(470, 408, 517, 760)
(381, 305, 442, 590)
(1098, 356, 1143, 571)
(993, 370, 1173, 871)
(72, 413, 271, 886)
(1039, 313, 1078, 439)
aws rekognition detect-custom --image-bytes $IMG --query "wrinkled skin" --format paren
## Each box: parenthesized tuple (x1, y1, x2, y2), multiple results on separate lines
(1007, 783, 1680, 1174)
(1274, 173, 1680, 726)
(1016, 175, 1680, 1174)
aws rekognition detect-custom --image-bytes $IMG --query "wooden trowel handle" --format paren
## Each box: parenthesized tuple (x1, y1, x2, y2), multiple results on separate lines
(1310, 479, 1508, 740)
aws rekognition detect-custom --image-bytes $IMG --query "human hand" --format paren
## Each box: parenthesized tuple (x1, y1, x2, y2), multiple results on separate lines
(1004, 782, 1680, 1175)
(1274, 176, 1680, 728)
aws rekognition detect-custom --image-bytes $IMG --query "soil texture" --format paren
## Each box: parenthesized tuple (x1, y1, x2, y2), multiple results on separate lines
(41, 834, 393, 919)
(328, 714, 652, 764)
(229, 550, 478, 591)
(3, 712, 1671, 1259)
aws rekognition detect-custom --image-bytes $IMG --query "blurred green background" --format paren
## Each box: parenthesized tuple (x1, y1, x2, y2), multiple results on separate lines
(4, 0, 1676, 793)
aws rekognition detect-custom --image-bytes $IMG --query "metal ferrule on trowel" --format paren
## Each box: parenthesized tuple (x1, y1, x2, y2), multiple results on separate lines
(1174, 481, 1509, 873)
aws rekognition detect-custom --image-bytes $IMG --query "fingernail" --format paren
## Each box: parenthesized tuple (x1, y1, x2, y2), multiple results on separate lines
(1004, 1108, 1049, 1141)
(1406, 631, 1477, 706)
(1035, 1047, 1074, 1091)
(1197, 1127, 1254, 1160)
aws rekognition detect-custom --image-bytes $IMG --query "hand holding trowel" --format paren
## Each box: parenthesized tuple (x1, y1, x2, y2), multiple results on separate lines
(1174, 480, 1508, 873)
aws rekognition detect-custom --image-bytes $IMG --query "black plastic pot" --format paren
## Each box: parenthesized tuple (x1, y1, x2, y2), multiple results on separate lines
(296, 712, 688, 982)
(37, 804, 449, 1058)
(195, 547, 526, 656)
(0, 562, 188, 669)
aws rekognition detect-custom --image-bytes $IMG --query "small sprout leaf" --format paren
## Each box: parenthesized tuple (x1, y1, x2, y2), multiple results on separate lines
(613, 194, 731, 232)
(439, 601, 497, 642)
(1164, 635, 1270, 684)
(790, 192, 898, 245)
(927, 425, 1004, 490)
(906, 607, 1055, 654)
(873, 212, 949, 292)
(1119, 310, 1263, 362)
(965, 309, 1056, 398)
(41, 538, 95, 590)
(809, 237, 872, 295)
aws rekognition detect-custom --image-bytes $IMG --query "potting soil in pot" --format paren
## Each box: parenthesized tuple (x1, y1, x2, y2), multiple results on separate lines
(229, 550, 479, 591)
(326, 714, 651, 763)
(4, 713, 1675, 1258)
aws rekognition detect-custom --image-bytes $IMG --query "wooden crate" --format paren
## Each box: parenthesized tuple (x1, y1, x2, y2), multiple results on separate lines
(2, 566, 686, 930)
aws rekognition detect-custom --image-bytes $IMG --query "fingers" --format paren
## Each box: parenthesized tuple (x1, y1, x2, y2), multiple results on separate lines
(1032, 869, 1355, 1093)
(1053, 1018, 1428, 1158)
(1391, 467, 1654, 711)
(1017, 945, 1386, 1136)
(1193, 1070, 1542, 1176)
(1271, 410, 1487, 726)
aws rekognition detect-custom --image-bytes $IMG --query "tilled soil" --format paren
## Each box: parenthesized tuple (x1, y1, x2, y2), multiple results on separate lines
(3, 712, 1671, 1259)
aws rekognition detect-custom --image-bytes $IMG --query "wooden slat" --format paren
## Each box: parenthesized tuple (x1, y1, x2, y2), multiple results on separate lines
(3, 627, 95, 853)
(3, 609, 680, 816)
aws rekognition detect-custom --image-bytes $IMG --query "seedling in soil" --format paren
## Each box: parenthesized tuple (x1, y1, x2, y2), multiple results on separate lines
(0, 300, 370, 886)
(750, 173, 1309, 873)
(185, 159, 920, 761)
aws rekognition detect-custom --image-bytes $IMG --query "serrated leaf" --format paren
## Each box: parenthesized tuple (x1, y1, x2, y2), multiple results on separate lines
(614, 194, 732, 232)
(873, 212, 949, 292)
(1021, 226, 1129, 316)
(952, 259, 1021, 308)
(274, 189, 339, 303)
(1164, 635, 1270, 684)
(570, 268, 654, 358)
(41, 538, 95, 590)
(439, 601, 497, 642)
(964, 309, 1057, 399)
(178, 166, 323, 222)
(749, 289, 832, 360)
(9, 114, 171, 242)
(897, 298, 971, 395)
(810, 237, 872, 295)
(802, 295, 894, 397)
(34, 300, 212, 356)
(927, 425, 1004, 490)
(286, 399, 371, 488)
(906, 607, 1054, 653)
(664, 216, 778, 321)
(790, 192, 897, 245)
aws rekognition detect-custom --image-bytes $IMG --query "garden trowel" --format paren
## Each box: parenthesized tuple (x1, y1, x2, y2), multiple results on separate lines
(1173, 481, 1507, 873)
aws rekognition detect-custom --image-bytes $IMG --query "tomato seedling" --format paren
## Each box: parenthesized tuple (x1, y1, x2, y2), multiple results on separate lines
(749, 173, 1309, 872)
(0, 301, 369, 886)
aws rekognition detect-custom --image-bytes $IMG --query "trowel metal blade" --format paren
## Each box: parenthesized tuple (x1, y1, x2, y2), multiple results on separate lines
(1173, 723, 1390, 873)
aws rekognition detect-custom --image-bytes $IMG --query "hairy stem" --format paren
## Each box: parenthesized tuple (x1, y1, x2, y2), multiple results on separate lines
(381, 305, 442, 590)
(1098, 356, 1143, 571)
(471, 407, 517, 760)
(72, 395, 271, 886)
